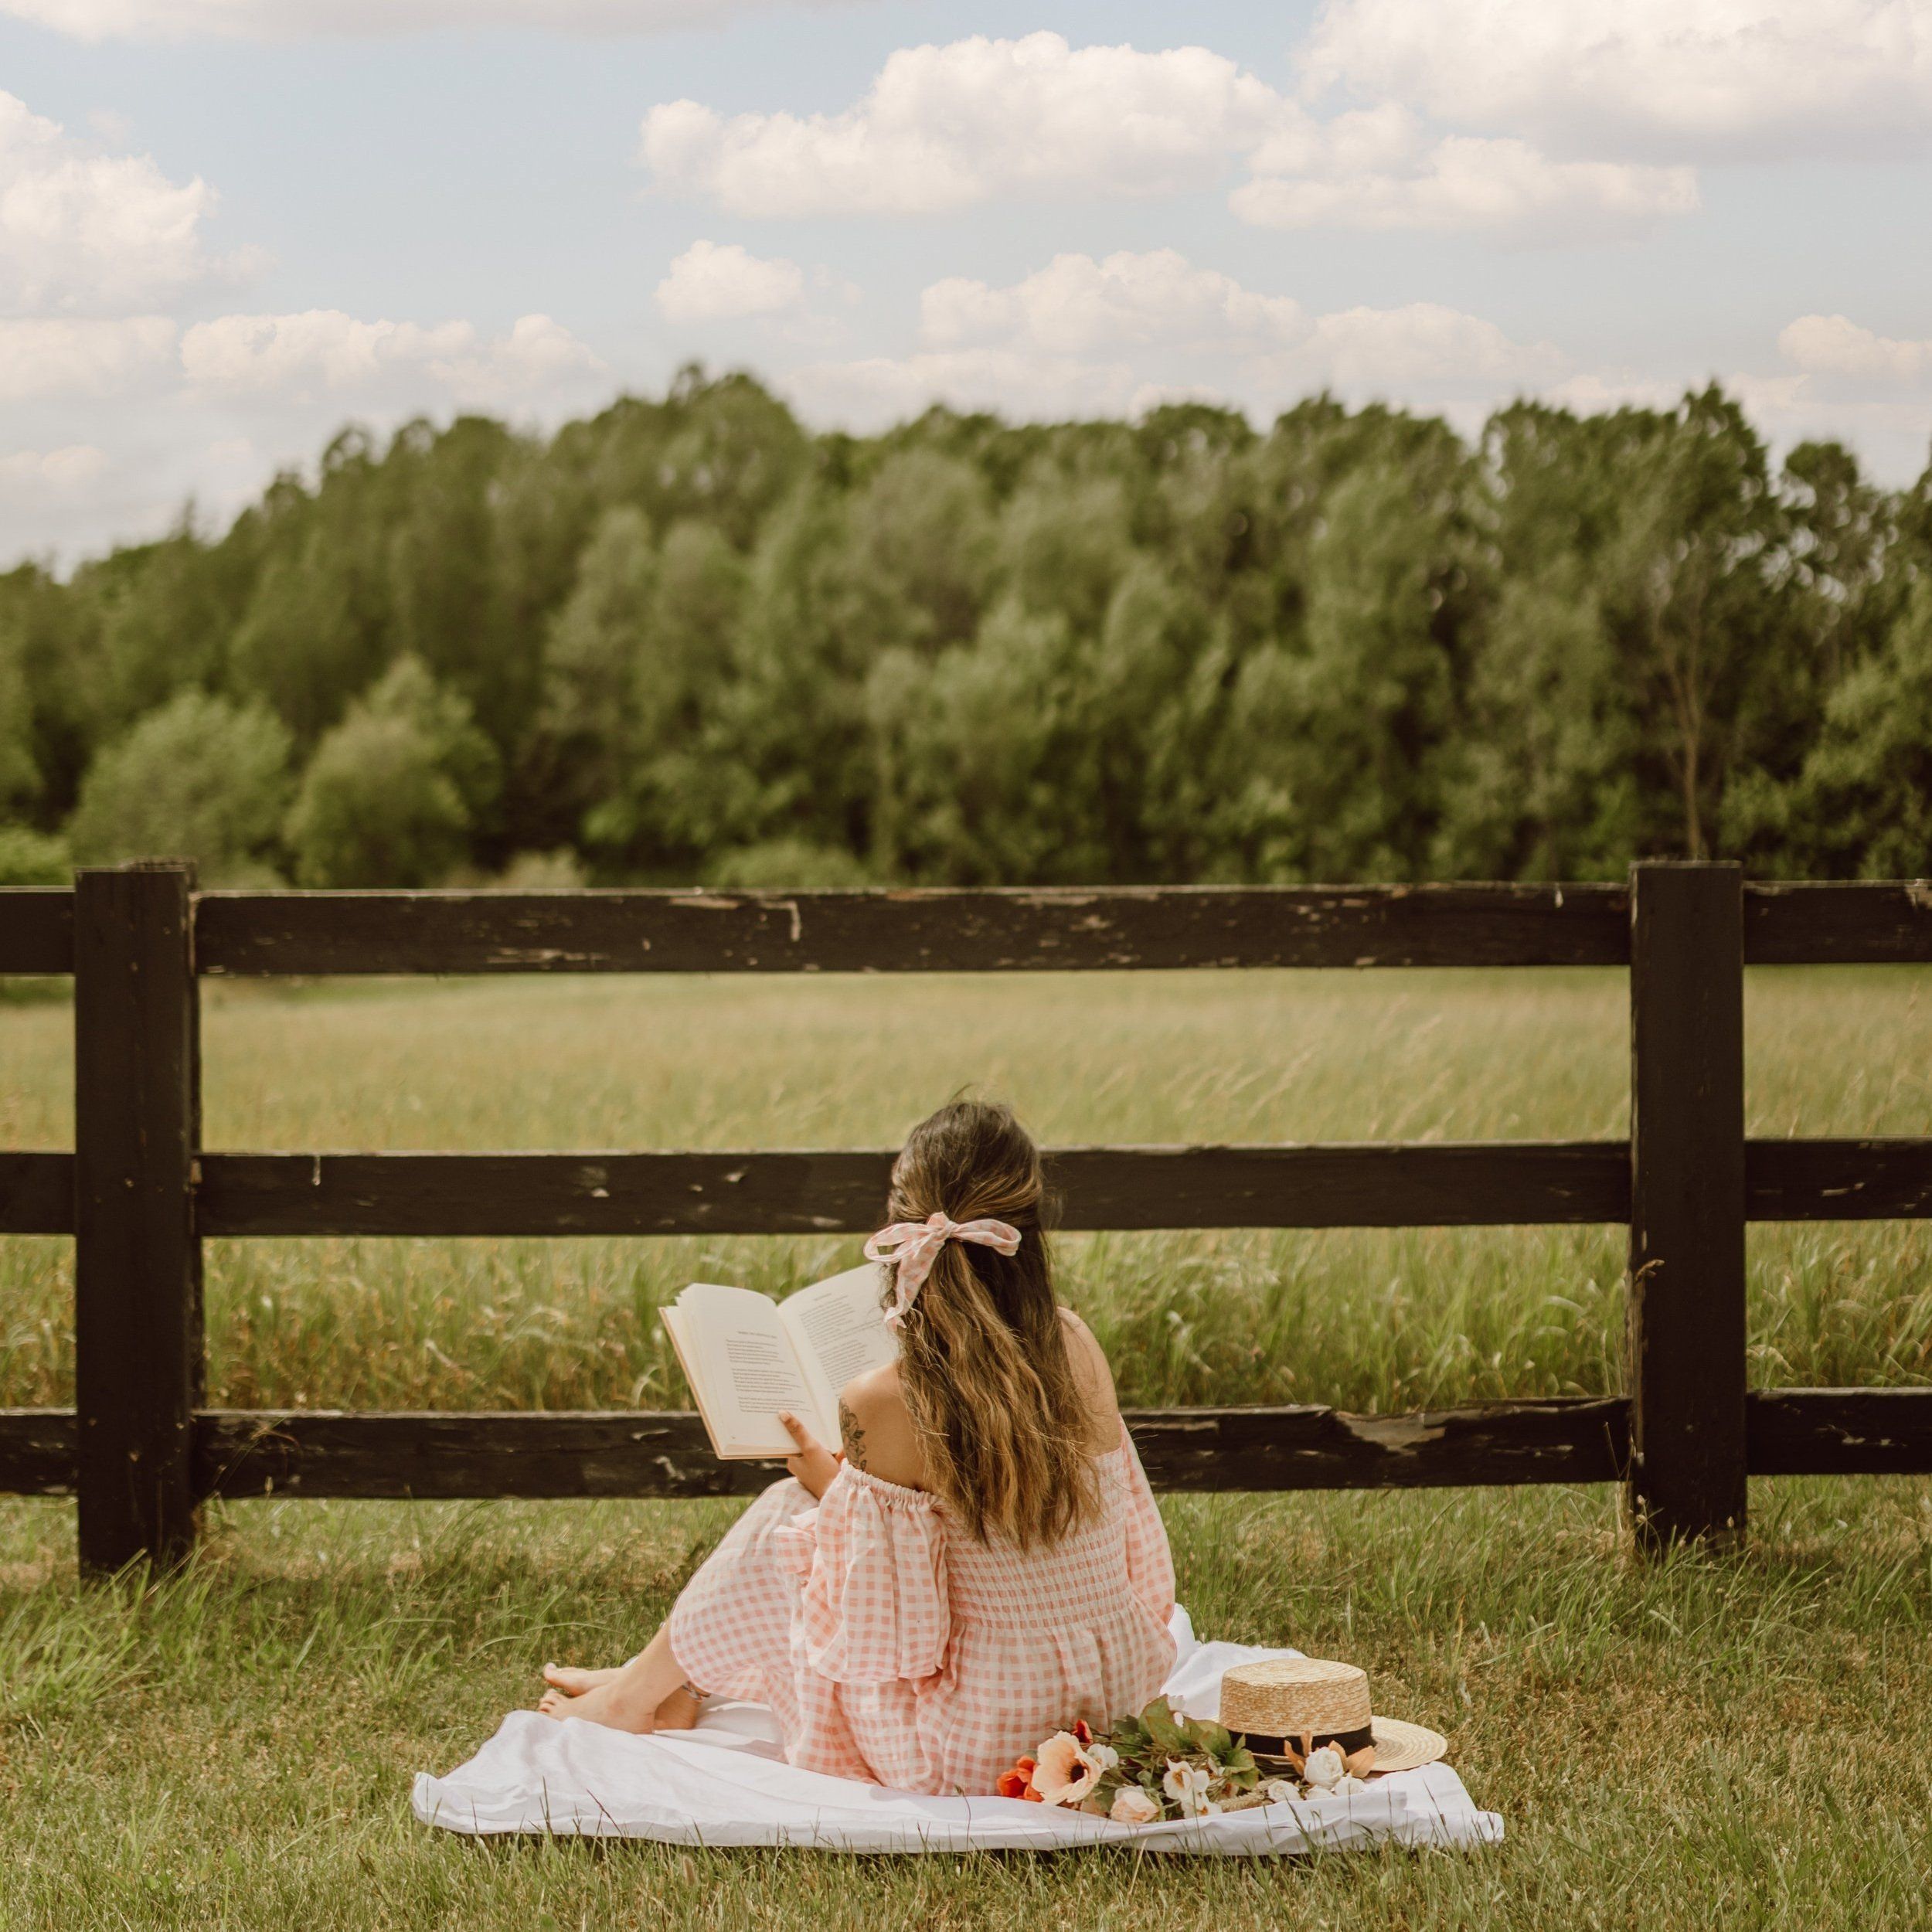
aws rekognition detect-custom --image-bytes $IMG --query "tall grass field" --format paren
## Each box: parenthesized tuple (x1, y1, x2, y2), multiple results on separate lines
(5, 966, 1931, 1927)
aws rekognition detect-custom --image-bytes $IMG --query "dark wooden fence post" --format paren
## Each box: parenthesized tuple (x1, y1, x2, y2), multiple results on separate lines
(74, 862, 202, 1574)
(1628, 860, 1747, 1551)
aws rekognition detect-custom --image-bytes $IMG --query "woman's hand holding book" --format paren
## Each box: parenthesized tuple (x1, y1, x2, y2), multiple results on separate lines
(779, 1412, 843, 1498)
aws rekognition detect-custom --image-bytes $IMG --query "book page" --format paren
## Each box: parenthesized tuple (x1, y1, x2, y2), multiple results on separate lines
(780, 1263, 897, 1438)
(677, 1283, 823, 1456)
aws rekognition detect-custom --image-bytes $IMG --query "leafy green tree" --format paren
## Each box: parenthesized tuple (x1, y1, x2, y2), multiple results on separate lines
(284, 657, 498, 886)
(0, 560, 106, 827)
(1725, 579, 1932, 876)
(537, 504, 657, 832)
(998, 471, 1133, 637)
(1438, 569, 1641, 879)
(1223, 434, 1475, 880)
(87, 524, 253, 736)
(866, 602, 1088, 883)
(383, 414, 527, 750)
(1594, 389, 1792, 859)
(0, 611, 36, 814)
(850, 447, 996, 655)
(228, 435, 400, 745)
(1091, 561, 1236, 880)
(3, 370, 1928, 893)
(692, 483, 876, 859)
(535, 508, 750, 872)
(69, 691, 293, 882)
(1779, 440, 1895, 686)
(1440, 403, 1648, 879)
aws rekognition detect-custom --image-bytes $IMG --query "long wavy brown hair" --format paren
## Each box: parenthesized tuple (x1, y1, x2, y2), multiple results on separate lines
(882, 1100, 1100, 1548)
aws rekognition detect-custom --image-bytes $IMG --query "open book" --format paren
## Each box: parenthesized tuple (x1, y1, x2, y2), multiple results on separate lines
(660, 1263, 896, 1459)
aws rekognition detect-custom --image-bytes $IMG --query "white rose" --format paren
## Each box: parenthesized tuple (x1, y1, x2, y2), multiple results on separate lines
(1091, 1743, 1120, 1771)
(1301, 1745, 1346, 1790)
(1109, 1786, 1161, 1825)
(1264, 1778, 1301, 1805)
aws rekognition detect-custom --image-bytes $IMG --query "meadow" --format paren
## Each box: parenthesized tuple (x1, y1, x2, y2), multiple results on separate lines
(4, 965, 1932, 1927)
(4, 965, 1932, 1413)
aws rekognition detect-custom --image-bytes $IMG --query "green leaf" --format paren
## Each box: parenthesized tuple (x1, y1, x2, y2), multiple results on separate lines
(1138, 1696, 1185, 1753)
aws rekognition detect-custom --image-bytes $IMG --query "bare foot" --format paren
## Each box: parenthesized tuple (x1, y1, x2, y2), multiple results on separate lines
(539, 1672, 663, 1733)
(542, 1662, 619, 1696)
(536, 1662, 621, 1716)
(536, 1665, 703, 1730)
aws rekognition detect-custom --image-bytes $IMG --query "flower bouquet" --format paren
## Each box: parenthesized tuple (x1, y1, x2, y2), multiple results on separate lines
(994, 1696, 1373, 1824)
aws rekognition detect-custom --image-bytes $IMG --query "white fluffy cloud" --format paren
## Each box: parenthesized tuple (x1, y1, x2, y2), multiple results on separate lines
(0, 315, 176, 399)
(637, 31, 1701, 243)
(785, 349, 1155, 429)
(1301, 0, 1932, 162)
(920, 250, 1560, 382)
(0, 0, 828, 36)
(1288, 303, 1564, 388)
(1715, 325, 1932, 487)
(179, 308, 604, 405)
(923, 250, 1304, 357)
(655, 240, 804, 322)
(790, 250, 1565, 433)
(1779, 313, 1932, 384)
(641, 35, 1283, 216)
(0, 90, 231, 313)
(1234, 123, 1697, 242)
(0, 442, 110, 492)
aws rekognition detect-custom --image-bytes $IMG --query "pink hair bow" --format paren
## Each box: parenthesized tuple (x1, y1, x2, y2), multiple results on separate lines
(864, 1211, 1022, 1331)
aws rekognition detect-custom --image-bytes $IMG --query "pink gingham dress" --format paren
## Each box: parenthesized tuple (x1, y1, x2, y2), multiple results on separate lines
(665, 1421, 1177, 1795)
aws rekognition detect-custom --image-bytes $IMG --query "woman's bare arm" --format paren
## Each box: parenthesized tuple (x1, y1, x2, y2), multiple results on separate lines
(836, 1364, 927, 1488)
(1059, 1307, 1124, 1452)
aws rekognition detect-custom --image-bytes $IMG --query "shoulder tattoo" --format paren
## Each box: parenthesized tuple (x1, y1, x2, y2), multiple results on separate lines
(838, 1396, 868, 1470)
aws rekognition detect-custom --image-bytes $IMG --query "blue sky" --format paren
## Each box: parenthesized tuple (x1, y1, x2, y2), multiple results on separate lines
(3, 0, 1930, 565)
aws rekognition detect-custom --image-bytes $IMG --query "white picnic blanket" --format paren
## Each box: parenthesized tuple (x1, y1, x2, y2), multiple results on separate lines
(413, 1609, 1503, 1855)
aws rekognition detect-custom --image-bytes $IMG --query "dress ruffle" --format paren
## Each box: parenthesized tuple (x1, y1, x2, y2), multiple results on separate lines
(775, 1467, 951, 1685)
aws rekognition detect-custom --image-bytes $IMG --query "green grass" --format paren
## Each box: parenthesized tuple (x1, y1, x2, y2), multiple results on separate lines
(5, 966, 1932, 1925)
(5, 1478, 1932, 1929)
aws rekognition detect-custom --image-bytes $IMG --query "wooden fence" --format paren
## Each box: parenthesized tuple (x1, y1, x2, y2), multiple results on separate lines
(3, 859, 1932, 1574)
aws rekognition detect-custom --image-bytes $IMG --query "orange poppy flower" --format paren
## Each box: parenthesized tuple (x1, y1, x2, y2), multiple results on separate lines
(996, 1757, 1040, 1801)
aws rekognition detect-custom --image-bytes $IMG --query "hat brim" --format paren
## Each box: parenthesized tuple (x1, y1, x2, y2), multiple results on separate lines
(1367, 1716, 1447, 1774)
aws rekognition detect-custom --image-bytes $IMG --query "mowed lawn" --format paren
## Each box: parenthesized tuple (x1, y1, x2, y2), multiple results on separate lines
(4, 966, 1932, 1927)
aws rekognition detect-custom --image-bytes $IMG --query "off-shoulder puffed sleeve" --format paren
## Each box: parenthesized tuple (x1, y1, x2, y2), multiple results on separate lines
(1116, 1422, 1175, 1624)
(774, 1464, 950, 1685)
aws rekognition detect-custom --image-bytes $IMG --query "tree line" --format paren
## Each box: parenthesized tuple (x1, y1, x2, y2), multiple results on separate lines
(2, 366, 1928, 892)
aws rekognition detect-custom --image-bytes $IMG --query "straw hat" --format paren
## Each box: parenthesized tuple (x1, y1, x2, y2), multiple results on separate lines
(1219, 1658, 1446, 1775)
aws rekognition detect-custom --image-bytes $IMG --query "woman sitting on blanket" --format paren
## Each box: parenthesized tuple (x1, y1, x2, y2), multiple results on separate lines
(537, 1097, 1177, 1797)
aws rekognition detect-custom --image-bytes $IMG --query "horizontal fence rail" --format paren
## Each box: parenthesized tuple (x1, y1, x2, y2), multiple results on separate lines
(5, 1391, 1932, 1502)
(2, 863, 1930, 1570)
(7, 879, 1932, 979)
(0, 887, 73, 974)
(11, 1141, 1932, 1238)
(190, 884, 1635, 975)
(169, 1143, 1637, 1235)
